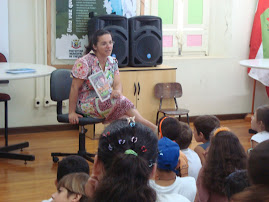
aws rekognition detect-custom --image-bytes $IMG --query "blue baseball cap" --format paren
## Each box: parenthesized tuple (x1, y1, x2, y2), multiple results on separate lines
(158, 137, 180, 174)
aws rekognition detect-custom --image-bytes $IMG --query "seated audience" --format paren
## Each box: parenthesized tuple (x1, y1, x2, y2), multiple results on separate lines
(150, 137, 196, 202)
(250, 105, 269, 149)
(193, 115, 220, 165)
(85, 118, 188, 202)
(42, 155, 90, 202)
(231, 140, 269, 202)
(51, 172, 89, 202)
(158, 116, 189, 177)
(177, 121, 202, 181)
(195, 127, 247, 202)
(224, 170, 250, 200)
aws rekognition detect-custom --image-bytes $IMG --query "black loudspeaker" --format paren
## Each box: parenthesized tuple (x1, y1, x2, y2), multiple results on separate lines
(129, 16, 162, 67)
(88, 15, 128, 67)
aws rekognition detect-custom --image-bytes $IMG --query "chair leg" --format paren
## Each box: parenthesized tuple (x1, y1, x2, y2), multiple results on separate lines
(156, 112, 160, 125)
(187, 114, 190, 125)
(51, 125, 95, 163)
(4, 100, 8, 146)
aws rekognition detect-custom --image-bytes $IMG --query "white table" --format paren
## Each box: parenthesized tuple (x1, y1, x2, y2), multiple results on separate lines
(0, 62, 56, 80)
(239, 59, 269, 117)
(0, 62, 56, 162)
(239, 59, 269, 69)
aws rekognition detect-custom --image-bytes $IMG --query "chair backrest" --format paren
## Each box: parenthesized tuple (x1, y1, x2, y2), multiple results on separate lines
(154, 82, 182, 99)
(0, 53, 7, 62)
(50, 69, 72, 102)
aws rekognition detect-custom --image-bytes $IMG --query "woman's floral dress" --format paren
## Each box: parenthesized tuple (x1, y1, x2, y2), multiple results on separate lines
(71, 53, 134, 121)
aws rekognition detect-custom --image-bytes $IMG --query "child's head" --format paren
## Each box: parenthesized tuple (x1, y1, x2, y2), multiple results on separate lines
(56, 155, 89, 183)
(193, 115, 220, 142)
(157, 116, 181, 140)
(251, 105, 269, 132)
(176, 122, 192, 149)
(203, 127, 247, 194)
(224, 169, 250, 199)
(248, 139, 269, 185)
(52, 172, 89, 202)
(92, 118, 158, 202)
(157, 137, 180, 174)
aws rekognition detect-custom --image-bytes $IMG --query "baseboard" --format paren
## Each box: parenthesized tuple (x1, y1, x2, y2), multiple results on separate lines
(0, 124, 79, 135)
(179, 113, 248, 123)
(0, 113, 248, 135)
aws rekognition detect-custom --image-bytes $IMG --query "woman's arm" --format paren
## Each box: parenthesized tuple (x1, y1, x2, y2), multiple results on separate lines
(68, 78, 84, 124)
(111, 73, 123, 99)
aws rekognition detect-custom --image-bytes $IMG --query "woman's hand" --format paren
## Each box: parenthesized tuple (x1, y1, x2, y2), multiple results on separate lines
(68, 112, 83, 124)
(111, 89, 122, 99)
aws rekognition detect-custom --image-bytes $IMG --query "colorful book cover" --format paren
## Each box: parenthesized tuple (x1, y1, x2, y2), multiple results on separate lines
(88, 71, 112, 102)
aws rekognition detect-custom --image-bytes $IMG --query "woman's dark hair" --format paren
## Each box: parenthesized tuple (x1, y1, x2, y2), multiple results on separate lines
(202, 129, 247, 195)
(93, 119, 158, 202)
(193, 115, 220, 140)
(256, 105, 269, 132)
(231, 140, 269, 201)
(85, 29, 112, 54)
(158, 116, 181, 141)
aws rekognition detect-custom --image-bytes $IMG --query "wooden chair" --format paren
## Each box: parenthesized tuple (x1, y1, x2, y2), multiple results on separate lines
(50, 69, 104, 163)
(154, 82, 189, 125)
(0, 53, 35, 162)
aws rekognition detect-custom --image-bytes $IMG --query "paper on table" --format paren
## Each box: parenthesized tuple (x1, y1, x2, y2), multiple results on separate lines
(5, 68, 36, 74)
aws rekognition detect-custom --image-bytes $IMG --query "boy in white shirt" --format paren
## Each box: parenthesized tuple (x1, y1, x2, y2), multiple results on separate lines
(177, 122, 202, 181)
(150, 137, 196, 202)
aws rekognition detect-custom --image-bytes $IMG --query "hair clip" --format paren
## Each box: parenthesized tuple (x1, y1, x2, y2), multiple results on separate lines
(126, 116, 135, 127)
(148, 160, 155, 168)
(108, 144, 113, 151)
(102, 131, 110, 138)
(118, 139, 126, 145)
(124, 149, 138, 156)
(141, 145, 147, 153)
(131, 136, 138, 143)
(213, 127, 230, 136)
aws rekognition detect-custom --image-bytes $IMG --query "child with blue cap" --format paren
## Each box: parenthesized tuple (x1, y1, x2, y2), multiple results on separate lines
(150, 137, 196, 202)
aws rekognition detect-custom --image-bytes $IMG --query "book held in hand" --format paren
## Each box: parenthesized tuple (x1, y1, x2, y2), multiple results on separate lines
(88, 71, 112, 102)
(6, 68, 36, 74)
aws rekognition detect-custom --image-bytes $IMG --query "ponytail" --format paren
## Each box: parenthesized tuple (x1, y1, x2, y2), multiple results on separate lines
(93, 119, 158, 202)
(93, 153, 156, 202)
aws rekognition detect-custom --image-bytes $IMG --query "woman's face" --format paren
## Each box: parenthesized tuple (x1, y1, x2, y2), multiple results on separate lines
(52, 187, 76, 202)
(93, 34, 113, 58)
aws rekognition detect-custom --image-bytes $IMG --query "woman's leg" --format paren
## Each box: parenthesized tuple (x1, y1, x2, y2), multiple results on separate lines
(126, 108, 157, 132)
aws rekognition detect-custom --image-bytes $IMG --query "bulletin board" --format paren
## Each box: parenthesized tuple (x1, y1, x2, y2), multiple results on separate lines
(46, 0, 144, 69)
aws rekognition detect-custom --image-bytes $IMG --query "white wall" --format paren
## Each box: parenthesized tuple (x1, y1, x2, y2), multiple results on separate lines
(0, 0, 9, 60)
(0, 0, 266, 128)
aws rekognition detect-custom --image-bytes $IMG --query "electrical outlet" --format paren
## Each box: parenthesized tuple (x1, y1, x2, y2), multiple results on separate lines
(35, 98, 41, 108)
(62, 101, 68, 107)
(44, 97, 50, 107)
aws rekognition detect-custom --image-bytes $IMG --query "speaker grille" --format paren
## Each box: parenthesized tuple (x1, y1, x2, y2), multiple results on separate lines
(137, 36, 161, 63)
(129, 16, 163, 67)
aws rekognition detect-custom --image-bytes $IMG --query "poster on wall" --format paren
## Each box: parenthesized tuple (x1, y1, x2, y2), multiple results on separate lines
(56, 0, 136, 59)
